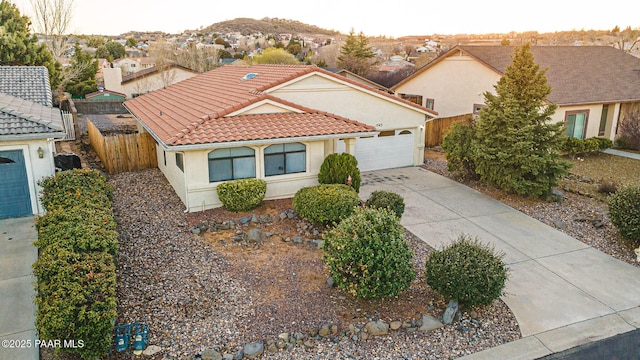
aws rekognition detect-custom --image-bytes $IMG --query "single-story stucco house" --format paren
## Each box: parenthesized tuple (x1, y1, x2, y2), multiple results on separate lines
(0, 66, 66, 218)
(392, 45, 640, 141)
(124, 64, 436, 212)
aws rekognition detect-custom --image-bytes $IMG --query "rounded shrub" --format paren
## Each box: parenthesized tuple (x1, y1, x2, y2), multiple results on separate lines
(292, 184, 359, 224)
(608, 185, 640, 243)
(217, 178, 267, 212)
(318, 153, 361, 192)
(594, 137, 613, 150)
(442, 118, 478, 178)
(365, 190, 405, 218)
(425, 234, 508, 307)
(323, 207, 415, 298)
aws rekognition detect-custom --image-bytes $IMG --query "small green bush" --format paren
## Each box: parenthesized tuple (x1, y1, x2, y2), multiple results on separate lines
(442, 118, 478, 178)
(425, 234, 508, 307)
(365, 190, 405, 218)
(39, 168, 113, 211)
(561, 137, 602, 156)
(318, 153, 361, 192)
(608, 185, 640, 243)
(217, 178, 267, 212)
(594, 137, 613, 150)
(293, 184, 360, 224)
(323, 207, 415, 298)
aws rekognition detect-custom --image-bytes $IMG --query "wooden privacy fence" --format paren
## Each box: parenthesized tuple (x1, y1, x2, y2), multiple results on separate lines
(425, 113, 473, 147)
(87, 119, 157, 174)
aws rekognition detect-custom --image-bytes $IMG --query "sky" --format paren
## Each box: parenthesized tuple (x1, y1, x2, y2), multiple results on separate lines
(11, 0, 640, 38)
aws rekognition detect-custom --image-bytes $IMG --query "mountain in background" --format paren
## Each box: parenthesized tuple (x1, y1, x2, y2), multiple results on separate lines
(199, 17, 340, 36)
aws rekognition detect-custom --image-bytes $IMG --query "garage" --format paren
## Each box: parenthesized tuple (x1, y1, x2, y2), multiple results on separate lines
(338, 130, 415, 171)
(0, 150, 32, 219)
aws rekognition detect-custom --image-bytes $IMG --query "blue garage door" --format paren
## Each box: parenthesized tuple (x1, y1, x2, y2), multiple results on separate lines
(0, 150, 32, 218)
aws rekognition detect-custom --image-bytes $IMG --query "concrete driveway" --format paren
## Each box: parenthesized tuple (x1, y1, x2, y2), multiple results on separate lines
(360, 167, 640, 359)
(0, 216, 39, 360)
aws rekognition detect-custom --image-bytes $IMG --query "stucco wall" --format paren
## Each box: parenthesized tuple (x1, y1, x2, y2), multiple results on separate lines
(160, 140, 328, 212)
(1, 139, 57, 215)
(394, 53, 500, 118)
(552, 103, 620, 141)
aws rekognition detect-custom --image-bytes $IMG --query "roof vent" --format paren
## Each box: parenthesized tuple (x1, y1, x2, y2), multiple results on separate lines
(241, 73, 258, 81)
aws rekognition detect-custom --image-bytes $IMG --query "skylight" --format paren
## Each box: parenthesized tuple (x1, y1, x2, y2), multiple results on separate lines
(241, 73, 258, 81)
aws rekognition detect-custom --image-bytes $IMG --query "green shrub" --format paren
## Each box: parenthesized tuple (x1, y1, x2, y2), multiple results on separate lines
(442, 118, 478, 178)
(39, 168, 113, 211)
(33, 248, 117, 360)
(36, 207, 118, 255)
(594, 137, 613, 150)
(323, 207, 415, 298)
(217, 178, 267, 212)
(293, 184, 360, 224)
(425, 234, 508, 307)
(608, 185, 640, 243)
(561, 137, 603, 156)
(318, 153, 361, 192)
(365, 190, 405, 218)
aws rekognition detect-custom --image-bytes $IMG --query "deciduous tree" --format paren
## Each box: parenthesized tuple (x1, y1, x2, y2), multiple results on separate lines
(473, 43, 570, 198)
(252, 48, 299, 64)
(63, 44, 98, 97)
(105, 40, 125, 59)
(29, 0, 73, 60)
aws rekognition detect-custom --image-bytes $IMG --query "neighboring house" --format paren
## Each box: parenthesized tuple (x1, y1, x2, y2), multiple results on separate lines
(112, 57, 141, 75)
(103, 64, 198, 99)
(0, 66, 66, 218)
(325, 68, 391, 93)
(392, 45, 640, 141)
(84, 89, 126, 102)
(124, 64, 436, 212)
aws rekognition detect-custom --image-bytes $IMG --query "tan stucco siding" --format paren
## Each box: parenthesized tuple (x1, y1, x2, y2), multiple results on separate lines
(165, 140, 327, 212)
(1, 139, 57, 215)
(552, 104, 620, 140)
(121, 69, 197, 98)
(394, 54, 500, 118)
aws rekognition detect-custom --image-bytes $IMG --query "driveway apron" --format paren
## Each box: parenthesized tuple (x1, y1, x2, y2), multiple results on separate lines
(0, 216, 39, 360)
(360, 167, 640, 359)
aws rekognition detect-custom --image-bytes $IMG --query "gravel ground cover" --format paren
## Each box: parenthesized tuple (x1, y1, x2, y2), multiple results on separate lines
(108, 168, 520, 359)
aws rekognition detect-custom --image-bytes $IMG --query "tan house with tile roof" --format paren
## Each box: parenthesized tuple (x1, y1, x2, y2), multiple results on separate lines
(124, 64, 436, 212)
(392, 45, 640, 141)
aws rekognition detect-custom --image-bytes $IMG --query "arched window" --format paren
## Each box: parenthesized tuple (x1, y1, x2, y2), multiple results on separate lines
(208, 147, 255, 182)
(264, 143, 306, 176)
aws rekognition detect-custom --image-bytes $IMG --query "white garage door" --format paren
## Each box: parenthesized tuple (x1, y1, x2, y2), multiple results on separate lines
(338, 130, 415, 171)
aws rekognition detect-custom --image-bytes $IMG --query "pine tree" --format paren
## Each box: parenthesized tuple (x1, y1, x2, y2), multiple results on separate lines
(337, 29, 376, 76)
(473, 43, 570, 198)
(0, 0, 61, 89)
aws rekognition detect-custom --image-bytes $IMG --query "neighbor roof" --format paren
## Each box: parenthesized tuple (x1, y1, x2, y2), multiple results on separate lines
(0, 66, 53, 106)
(121, 64, 197, 84)
(124, 64, 429, 147)
(0, 92, 65, 138)
(393, 45, 640, 106)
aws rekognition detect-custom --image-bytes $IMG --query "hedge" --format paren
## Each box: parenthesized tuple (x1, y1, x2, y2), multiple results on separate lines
(34, 169, 117, 359)
(216, 178, 267, 212)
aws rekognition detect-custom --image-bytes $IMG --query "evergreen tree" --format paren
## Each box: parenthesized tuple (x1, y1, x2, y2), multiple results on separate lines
(0, 0, 61, 89)
(473, 44, 570, 198)
(337, 29, 376, 76)
(64, 44, 98, 97)
(105, 40, 125, 59)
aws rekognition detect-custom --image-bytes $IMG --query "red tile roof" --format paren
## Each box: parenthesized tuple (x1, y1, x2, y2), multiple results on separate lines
(124, 64, 430, 147)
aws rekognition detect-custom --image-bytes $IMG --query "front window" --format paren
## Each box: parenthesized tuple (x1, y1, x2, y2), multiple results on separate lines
(264, 143, 306, 176)
(599, 105, 609, 136)
(565, 110, 589, 139)
(208, 147, 255, 182)
(425, 98, 435, 110)
(175, 153, 183, 171)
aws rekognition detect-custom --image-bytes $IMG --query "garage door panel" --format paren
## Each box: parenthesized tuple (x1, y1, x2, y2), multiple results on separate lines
(0, 150, 32, 218)
(338, 132, 414, 171)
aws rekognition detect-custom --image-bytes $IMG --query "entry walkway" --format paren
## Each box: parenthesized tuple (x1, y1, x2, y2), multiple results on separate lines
(0, 216, 39, 360)
(360, 167, 640, 360)
(603, 148, 640, 160)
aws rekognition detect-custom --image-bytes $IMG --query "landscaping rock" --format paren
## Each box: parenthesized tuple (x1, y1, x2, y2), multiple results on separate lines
(553, 220, 568, 230)
(419, 314, 444, 331)
(443, 300, 459, 325)
(365, 320, 389, 336)
(390, 320, 402, 330)
(319, 323, 331, 337)
(246, 228, 265, 243)
(277, 332, 289, 343)
(243, 342, 263, 359)
(201, 348, 222, 360)
(142, 345, 162, 356)
(326, 276, 335, 288)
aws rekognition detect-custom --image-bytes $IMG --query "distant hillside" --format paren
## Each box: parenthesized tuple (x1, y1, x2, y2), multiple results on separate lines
(202, 17, 340, 37)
